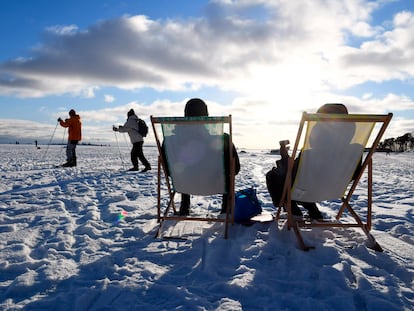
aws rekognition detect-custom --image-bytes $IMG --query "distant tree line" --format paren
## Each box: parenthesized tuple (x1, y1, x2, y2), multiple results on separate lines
(378, 132, 414, 152)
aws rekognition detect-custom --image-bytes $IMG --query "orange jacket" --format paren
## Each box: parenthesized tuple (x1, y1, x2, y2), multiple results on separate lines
(59, 115, 82, 141)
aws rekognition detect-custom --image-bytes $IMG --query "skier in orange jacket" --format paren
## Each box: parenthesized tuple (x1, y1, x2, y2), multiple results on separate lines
(58, 109, 82, 167)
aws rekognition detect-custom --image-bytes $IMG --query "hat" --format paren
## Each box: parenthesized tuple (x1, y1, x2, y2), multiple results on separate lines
(184, 98, 208, 117)
(317, 103, 348, 114)
(311, 103, 354, 147)
(69, 109, 76, 116)
(127, 109, 135, 117)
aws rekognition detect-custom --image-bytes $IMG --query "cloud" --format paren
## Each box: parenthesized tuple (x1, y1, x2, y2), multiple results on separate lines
(0, 119, 58, 143)
(104, 94, 115, 103)
(340, 11, 414, 86)
(0, 0, 402, 100)
(45, 24, 79, 35)
(0, 91, 411, 148)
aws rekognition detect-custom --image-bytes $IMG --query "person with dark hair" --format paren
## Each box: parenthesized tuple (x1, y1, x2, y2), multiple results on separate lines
(58, 109, 82, 167)
(113, 109, 151, 172)
(176, 98, 241, 216)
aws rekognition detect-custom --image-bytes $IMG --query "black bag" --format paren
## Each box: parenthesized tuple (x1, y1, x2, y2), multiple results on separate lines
(265, 159, 287, 207)
(234, 188, 262, 223)
(137, 119, 148, 137)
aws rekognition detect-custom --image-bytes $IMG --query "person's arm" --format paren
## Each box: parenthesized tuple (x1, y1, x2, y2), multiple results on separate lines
(279, 140, 290, 160)
(117, 119, 131, 133)
(233, 144, 240, 175)
(117, 125, 128, 133)
(161, 141, 170, 176)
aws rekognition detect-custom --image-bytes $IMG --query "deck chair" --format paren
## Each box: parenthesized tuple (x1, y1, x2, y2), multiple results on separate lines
(277, 112, 393, 251)
(151, 115, 235, 239)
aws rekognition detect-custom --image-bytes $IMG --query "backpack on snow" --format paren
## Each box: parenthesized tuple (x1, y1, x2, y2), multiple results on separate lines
(137, 118, 148, 137)
(234, 187, 262, 224)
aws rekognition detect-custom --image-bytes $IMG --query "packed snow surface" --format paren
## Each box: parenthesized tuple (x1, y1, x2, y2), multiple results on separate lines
(0, 144, 413, 310)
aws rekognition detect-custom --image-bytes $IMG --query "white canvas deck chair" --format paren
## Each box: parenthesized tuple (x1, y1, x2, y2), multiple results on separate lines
(151, 115, 235, 239)
(277, 112, 393, 251)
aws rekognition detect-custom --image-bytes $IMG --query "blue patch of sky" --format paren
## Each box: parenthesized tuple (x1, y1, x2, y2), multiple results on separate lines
(341, 79, 414, 99)
(343, 32, 371, 49)
(204, 1, 272, 21)
(126, 0, 207, 19)
(1, 93, 85, 118)
(0, 0, 207, 61)
(371, 0, 414, 24)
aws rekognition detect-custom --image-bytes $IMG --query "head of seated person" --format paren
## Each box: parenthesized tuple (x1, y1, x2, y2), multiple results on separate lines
(185, 98, 209, 117)
(310, 103, 355, 148)
(317, 103, 348, 114)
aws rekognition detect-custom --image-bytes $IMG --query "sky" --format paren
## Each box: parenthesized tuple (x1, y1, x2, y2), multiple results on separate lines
(0, 0, 414, 149)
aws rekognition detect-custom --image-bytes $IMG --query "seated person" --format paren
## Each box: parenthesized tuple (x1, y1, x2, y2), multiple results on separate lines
(163, 98, 240, 216)
(268, 103, 360, 220)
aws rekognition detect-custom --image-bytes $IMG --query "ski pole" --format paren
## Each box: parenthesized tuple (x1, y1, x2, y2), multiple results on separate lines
(40, 121, 59, 162)
(61, 127, 67, 144)
(60, 127, 67, 161)
(114, 130, 126, 170)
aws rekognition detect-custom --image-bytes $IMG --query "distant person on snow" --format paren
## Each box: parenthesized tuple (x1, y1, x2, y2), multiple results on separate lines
(113, 109, 151, 172)
(58, 109, 82, 167)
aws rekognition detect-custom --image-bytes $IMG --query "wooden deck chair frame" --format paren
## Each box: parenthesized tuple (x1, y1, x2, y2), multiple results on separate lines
(276, 112, 393, 251)
(151, 115, 235, 239)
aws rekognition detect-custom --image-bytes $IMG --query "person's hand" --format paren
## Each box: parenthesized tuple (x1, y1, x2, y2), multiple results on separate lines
(279, 140, 289, 147)
(112, 126, 118, 132)
(279, 140, 290, 160)
(57, 117, 62, 122)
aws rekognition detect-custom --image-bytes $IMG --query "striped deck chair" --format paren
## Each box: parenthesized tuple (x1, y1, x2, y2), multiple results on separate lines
(277, 112, 393, 251)
(151, 115, 235, 239)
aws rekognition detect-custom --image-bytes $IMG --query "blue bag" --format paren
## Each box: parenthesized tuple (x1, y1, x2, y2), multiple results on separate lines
(234, 188, 262, 223)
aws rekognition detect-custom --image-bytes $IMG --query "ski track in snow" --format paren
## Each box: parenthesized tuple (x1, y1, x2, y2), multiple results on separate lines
(0, 145, 413, 310)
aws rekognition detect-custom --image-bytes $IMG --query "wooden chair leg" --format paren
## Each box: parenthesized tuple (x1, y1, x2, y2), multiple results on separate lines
(293, 222, 314, 251)
(157, 158, 161, 222)
(361, 225, 383, 252)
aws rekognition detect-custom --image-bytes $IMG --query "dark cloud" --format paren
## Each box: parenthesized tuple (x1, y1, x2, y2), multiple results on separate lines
(0, 1, 287, 98)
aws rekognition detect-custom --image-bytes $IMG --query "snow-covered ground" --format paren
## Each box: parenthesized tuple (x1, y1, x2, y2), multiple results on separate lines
(0, 144, 413, 310)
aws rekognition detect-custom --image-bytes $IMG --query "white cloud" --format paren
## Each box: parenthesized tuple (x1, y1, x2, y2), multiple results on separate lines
(1, 91, 410, 147)
(104, 94, 115, 103)
(350, 21, 378, 37)
(45, 24, 78, 35)
(0, 0, 396, 99)
(82, 87, 97, 98)
(340, 10, 414, 87)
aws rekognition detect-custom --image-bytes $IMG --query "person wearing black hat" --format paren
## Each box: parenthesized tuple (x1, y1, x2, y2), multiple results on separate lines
(57, 109, 82, 167)
(113, 109, 151, 172)
(175, 98, 240, 216)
